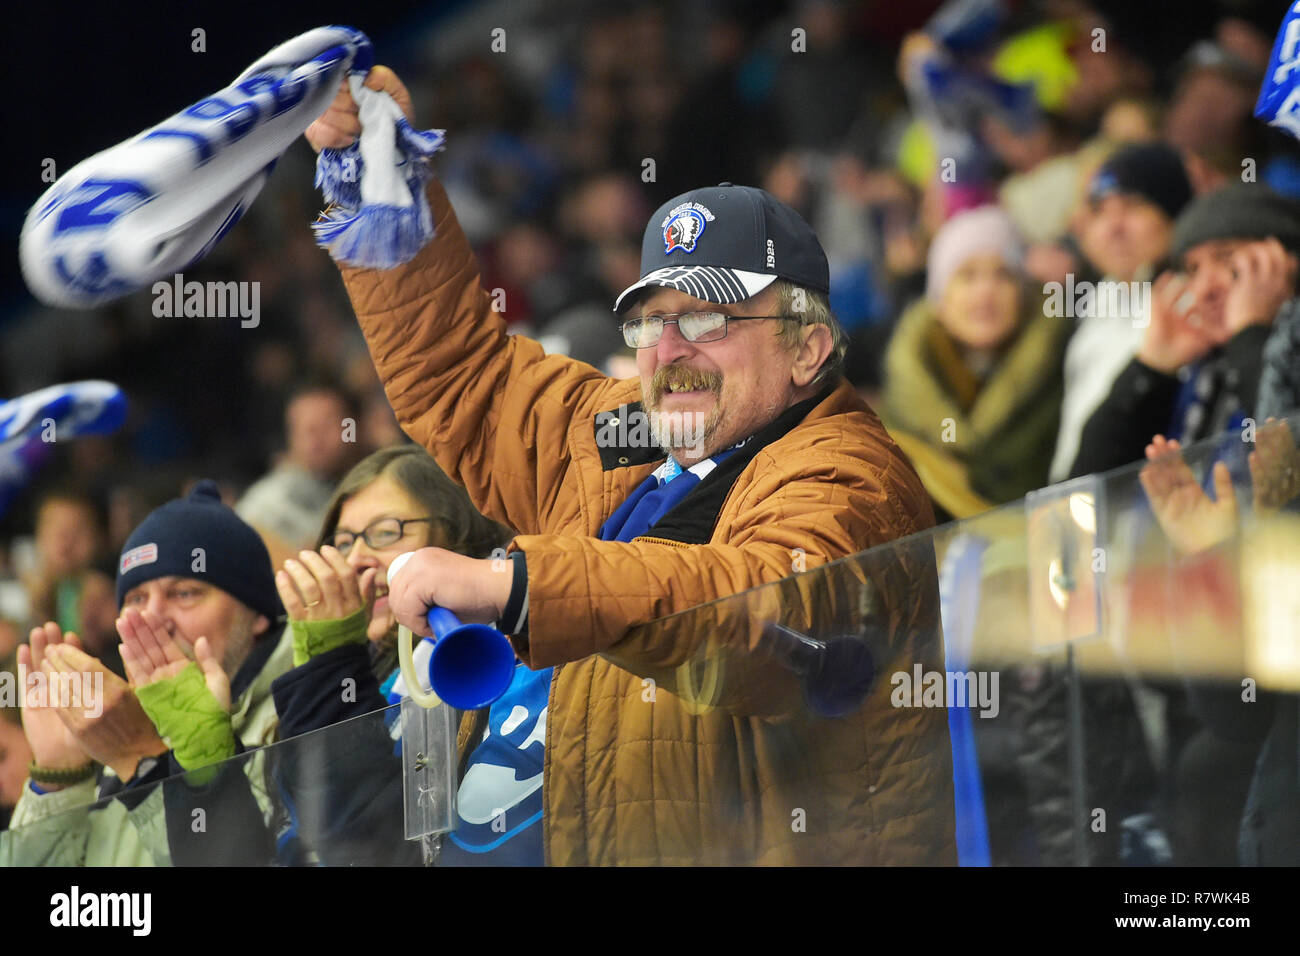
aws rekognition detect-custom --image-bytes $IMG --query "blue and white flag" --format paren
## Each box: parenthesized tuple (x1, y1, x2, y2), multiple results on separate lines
(1256, 3, 1300, 140)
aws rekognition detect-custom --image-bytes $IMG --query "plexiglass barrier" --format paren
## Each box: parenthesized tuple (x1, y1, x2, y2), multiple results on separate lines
(3, 413, 1296, 865)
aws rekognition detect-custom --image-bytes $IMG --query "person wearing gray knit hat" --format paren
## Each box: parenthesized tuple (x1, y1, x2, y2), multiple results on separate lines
(1171, 184, 1300, 264)
(1165, 184, 1300, 349)
(1068, 182, 1300, 480)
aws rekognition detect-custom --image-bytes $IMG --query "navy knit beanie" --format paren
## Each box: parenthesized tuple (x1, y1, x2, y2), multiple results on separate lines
(1088, 143, 1192, 221)
(115, 479, 283, 623)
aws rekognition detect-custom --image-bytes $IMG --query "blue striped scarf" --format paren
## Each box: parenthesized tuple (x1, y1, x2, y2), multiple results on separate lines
(599, 444, 745, 543)
(20, 26, 443, 309)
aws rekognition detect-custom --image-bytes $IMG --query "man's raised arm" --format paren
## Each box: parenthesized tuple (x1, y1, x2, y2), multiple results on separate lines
(313, 68, 618, 535)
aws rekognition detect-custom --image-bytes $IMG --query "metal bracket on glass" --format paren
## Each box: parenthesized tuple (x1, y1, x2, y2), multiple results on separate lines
(1024, 474, 1105, 651)
(397, 622, 458, 860)
(1024, 475, 1106, 866)
(400, 694, 457, 848)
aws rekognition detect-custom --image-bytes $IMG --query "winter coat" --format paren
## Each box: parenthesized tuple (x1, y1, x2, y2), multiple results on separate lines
(1, 627, 292, 866)
(881, 294, 1069, 520)
(333, 179, 958, 865)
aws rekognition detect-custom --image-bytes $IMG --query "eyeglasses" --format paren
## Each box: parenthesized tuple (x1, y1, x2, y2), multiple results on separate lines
(325, 517, 436, 556)
(620, 311, 788, 349)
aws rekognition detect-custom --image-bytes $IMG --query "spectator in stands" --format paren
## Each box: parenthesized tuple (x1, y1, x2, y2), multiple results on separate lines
(237, 376, 359, 571)
(1125, 187, 1300, 860)
(1164, 36, 1267, 195)
(3, 481, 292, 865)
(881, 205, 1070, 521)
(307, 66, 956, 866)
(1070, 184, 1300, 479)
(1013, 147, 1196, 866)
(278, 445, 511, 688)
(1139, 417, 1300, 865)
(23, 488, 118, 673)
(269, 445, 511, 864)
(1050, 143, 1193, 483)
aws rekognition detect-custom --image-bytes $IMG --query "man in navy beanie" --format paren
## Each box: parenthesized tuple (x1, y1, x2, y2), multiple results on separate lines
(115, 479, 285, 682)
(6, 480, 295, 865)
(1051, 142, 1195, 483)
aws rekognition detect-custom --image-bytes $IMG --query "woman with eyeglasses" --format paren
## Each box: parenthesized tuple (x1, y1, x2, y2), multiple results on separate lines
(264, 444, 513, 864)
(275, 444, 512, 682)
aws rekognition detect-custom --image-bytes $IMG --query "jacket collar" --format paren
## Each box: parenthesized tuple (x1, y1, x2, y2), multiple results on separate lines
(229, 625, 293, 730)
(635, 382, 838, 544)
(885, 296, 1066, 451)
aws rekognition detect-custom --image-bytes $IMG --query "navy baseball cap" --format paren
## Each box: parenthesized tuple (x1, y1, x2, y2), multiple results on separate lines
(613, 183, 830, 313)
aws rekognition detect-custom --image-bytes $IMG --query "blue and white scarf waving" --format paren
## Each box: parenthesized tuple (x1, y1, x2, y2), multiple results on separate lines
(1256, 4, 1300, 139)
(20, 26, 444, 309)
(0, 381, 126, 518)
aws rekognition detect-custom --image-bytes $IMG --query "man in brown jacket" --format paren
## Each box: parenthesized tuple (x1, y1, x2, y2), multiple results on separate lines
(310, 68, 957, 865)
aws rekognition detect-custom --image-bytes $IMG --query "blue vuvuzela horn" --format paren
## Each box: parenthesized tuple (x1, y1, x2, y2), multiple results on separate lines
(424, 607, 517, 710)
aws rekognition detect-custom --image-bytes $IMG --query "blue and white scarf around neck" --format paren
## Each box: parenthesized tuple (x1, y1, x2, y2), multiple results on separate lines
(598, 440, 750, 543)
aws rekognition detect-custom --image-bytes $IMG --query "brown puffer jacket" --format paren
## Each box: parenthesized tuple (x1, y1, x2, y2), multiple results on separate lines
(337, 180, 957, 865)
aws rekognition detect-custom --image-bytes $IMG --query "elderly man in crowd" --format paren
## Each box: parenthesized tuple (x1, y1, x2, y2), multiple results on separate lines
(1070, 183, 1300, 478)
(307, 68, 957, 866)
(5, 481, 292, 865)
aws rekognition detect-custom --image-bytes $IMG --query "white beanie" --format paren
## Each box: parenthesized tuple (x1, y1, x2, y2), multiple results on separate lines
(925, 205, 1025, 303)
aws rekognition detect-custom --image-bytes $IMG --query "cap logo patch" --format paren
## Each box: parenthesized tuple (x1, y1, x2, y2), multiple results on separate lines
(120, 542, 158, 575)
(662, 202, 715, 254)
(1090, 170, 1118, 201)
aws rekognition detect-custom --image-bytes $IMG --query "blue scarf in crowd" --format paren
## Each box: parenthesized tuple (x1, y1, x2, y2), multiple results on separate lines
(438, 441, 748, 865)
(599, 443, 748, 542)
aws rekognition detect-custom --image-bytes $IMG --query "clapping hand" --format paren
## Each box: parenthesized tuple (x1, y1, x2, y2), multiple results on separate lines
(276, 546, 376, 624)
(1223, 239, 1297, 337)
(1139, 436, 1240, 555)
(1137, 272, 1214, 374)
(119, 606, 230, 713)
(17, 624, 92, 783)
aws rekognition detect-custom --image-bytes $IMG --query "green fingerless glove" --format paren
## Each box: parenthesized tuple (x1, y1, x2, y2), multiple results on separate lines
(134, 663, 235, 774)
(291, 605, 370, 666)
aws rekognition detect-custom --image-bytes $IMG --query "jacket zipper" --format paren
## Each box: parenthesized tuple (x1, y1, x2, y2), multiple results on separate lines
(628, 535, 696, 549)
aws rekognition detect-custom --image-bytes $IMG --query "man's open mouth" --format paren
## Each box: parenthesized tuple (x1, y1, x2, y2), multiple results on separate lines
(653, 366, 722, 404)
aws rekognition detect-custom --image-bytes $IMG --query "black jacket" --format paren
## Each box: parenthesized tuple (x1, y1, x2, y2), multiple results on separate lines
(1070, 325, 1272, 479)
(269, 643, 423, 866)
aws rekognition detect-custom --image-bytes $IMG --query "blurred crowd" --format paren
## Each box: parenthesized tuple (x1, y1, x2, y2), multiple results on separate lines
(2, 0, 1299, 862)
